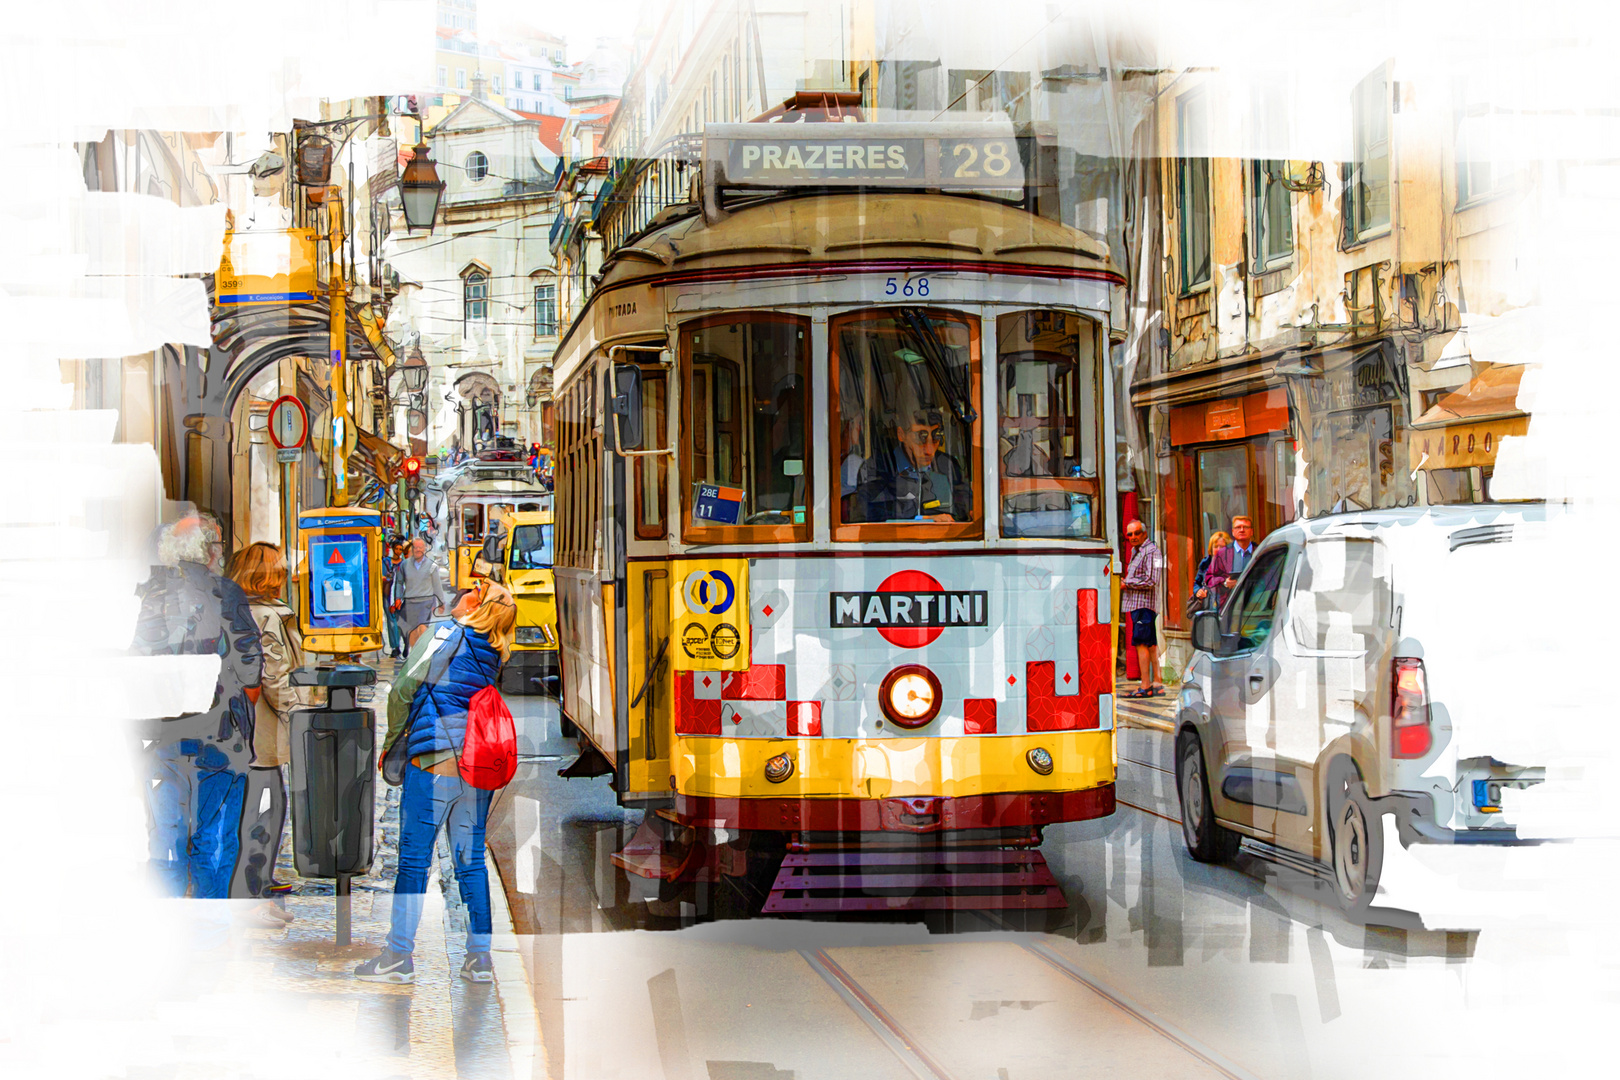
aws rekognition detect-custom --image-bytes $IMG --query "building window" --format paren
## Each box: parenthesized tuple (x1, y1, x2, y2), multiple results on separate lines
(465, 150, 488, 182)
(1345, 65, 1391, 243)
(1455, 71, 1506, 206)
(514, 98, 524, 113)
(1177, 91, 1212, 292)
(464, 270, 488, 325)
(1250, 160, 1293, 270)
(457, 68, 467, 90)
(437, 66, 447, 87)
(947, 69, 1032, 122)
(877, 59, 943, 112)
(533, 283, 556, 336)
(492, 75, 501, 94)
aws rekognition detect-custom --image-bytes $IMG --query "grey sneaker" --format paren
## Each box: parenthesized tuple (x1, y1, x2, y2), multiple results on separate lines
(354, 948, 414, 984)
(459, 951, 494, 983)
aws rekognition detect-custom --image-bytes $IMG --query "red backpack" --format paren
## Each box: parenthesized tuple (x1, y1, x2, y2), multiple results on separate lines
(460, 685, 517, 790)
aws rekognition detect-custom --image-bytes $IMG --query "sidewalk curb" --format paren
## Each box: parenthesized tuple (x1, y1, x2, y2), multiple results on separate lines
(487, 843, 545, 1080)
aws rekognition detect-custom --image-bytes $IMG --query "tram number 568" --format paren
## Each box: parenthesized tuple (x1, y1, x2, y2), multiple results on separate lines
(885, 277, 930, 297)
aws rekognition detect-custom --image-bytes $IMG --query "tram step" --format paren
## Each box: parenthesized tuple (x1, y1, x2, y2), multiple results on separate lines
(764, 846, 1066, 913)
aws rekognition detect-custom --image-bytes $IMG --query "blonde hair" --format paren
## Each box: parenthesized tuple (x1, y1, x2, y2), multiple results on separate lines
(225, 541, 288, 600)
(1207, 531, 1232, 556)
(458, 578, 518, 660)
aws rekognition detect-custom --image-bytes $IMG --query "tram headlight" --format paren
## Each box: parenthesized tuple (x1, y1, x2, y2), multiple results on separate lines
(879, 665, 943, 729)
(1027, 747, 1054, 776)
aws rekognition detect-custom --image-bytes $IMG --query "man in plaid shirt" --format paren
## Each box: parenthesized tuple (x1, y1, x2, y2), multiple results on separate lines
(1121, 519, 1164, 697)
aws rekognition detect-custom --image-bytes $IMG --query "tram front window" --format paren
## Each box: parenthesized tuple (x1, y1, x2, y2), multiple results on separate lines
(461, 504, 484, 542)
(681, 314, 811, 541)
(998, 310, 1103, 539)
(833, 309, 980, 536)
(508, 523, 553, 569)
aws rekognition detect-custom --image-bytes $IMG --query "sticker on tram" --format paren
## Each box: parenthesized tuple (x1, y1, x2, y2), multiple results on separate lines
(693, 484, 745, 525)
(673, 561, 751, 671)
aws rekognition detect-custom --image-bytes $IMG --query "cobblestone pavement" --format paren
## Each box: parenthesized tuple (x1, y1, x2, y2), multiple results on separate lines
(117, 658, 540, 1080)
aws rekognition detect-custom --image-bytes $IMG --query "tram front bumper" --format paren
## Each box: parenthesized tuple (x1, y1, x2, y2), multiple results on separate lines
(671, 729, 1114, 804)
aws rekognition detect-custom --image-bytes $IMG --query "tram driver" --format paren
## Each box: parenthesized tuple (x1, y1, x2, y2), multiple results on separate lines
(852, 401, 972, 524)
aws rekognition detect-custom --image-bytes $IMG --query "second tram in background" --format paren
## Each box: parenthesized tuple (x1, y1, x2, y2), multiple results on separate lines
(551, 106, 1123, 914)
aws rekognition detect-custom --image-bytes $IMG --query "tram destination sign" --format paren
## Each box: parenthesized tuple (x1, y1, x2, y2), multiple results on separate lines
(707, 122, 1027, 191)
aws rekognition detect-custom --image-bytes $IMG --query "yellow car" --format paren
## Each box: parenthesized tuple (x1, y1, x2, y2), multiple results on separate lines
(500, 509, 560, 696)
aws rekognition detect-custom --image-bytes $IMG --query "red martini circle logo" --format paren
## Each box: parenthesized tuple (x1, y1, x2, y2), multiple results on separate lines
(876, 570, 944, 648)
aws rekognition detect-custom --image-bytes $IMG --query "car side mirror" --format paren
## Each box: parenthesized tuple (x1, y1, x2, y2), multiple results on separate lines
(607, 364, 642, 451)
(1191, 610, 1222, 654)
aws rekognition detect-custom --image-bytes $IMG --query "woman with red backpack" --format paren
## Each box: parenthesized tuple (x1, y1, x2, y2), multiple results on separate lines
(356, 578, 517, 985)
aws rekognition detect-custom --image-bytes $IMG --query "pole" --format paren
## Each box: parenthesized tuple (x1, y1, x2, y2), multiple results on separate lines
(336, 872, 351, 946)
(328, 187, 349, 507)
(281, 461, 296, 606)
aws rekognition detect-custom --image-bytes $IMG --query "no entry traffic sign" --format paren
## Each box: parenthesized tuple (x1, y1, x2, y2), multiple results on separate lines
(268, 395, 309, 450)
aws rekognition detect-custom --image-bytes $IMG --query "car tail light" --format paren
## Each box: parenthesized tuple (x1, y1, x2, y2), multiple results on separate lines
(879, 665, 942, 728)
(1390, 657, 1432, 758)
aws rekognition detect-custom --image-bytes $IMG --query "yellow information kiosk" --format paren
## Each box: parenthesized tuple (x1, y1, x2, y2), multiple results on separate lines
(295, 506, 386, 655)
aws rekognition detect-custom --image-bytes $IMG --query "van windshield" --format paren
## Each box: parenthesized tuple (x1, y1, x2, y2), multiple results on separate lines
(508, 524, 553, 570)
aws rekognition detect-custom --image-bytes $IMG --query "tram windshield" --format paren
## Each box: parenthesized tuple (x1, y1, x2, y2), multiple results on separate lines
(681, 314, 811, 540)
(834, 309, 979, 532)
(997, 310, 1103, 539)
(508, 523, 553, 570)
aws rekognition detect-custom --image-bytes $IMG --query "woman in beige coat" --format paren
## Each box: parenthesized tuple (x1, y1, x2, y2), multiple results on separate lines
(226, 542, 305, 927)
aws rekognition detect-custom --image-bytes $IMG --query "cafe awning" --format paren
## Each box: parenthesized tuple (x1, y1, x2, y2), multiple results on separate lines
(1408, 365, 1529, 471)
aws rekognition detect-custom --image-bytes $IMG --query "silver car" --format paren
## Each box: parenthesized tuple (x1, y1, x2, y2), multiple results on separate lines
(1176, 506, 1549, 913)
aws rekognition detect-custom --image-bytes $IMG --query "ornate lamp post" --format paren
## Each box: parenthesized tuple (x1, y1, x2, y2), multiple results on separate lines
(399, 144, 444, 233)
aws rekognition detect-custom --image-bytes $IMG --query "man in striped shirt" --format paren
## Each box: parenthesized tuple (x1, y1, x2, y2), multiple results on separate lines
(1121, 519, 1164, 697)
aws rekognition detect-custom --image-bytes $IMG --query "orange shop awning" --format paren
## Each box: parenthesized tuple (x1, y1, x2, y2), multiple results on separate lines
(1408, 365, 1529, 471)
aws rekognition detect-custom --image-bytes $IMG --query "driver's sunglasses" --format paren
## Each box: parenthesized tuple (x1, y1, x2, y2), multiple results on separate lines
(908, 428, 946, 446)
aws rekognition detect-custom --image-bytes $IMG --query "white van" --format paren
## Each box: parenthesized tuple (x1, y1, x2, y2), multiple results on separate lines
(1176, 506, 1555, 913)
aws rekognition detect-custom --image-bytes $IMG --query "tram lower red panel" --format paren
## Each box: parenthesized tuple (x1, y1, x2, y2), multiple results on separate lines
(673, 785, 1115, 833)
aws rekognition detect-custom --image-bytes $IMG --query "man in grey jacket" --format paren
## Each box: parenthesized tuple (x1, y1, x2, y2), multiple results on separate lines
(392, 536, 449, 647)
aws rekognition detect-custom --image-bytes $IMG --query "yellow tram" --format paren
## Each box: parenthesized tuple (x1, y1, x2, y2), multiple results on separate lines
(551, 120, 1123, 912)
(499, 507, 561, 695)
(439, 473, 551, 591)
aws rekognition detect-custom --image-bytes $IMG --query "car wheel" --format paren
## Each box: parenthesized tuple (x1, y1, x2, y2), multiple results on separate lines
(1176, 730, 1242, 863)
(1329, 778, 1382, 914)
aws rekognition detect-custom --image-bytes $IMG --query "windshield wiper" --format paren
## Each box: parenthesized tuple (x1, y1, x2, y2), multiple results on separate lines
(897, 307, 978, 425)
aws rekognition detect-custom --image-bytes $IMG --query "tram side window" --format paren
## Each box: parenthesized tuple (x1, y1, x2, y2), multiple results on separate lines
(834, 308, 979, 533)
(462, 504, 484, 542)
(997, 310, 1102, 539)
(635, 370, 668, 539)
(682, 315, 810, 540)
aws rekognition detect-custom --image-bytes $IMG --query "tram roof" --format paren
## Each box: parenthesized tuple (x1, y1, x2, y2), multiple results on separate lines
(594, 190, 1116, 294)
(445, 478, 550, 497)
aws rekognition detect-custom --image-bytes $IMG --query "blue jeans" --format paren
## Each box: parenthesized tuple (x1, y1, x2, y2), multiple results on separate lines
(388, 763, 493, 956)
(384, 608, 403, 653)
(146, 739, 246, 898)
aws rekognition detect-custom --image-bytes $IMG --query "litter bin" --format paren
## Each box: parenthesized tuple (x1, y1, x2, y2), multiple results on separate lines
(289, 663, 377, 942)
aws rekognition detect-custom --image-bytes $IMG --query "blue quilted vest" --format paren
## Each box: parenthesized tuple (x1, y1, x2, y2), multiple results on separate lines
(404, 624, 501, 759)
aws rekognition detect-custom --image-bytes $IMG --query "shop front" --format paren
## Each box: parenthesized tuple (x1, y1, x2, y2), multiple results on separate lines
(1407, 364, 1529, 503)
(1293, 340, 1417, 516)
(1160, 386, 1298, 638)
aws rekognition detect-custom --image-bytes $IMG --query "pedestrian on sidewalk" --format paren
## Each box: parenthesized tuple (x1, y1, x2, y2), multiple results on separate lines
(1121, 519, 1164, 698)
(394, 536, 449, 650)
(380, 539, 404, 659)
(1204, 515, 1258, 601)
(224, 542, 307, 927)
(130, 514, 262, 900)
(355, 578, 518, 986)
(1191, 530, 1231, 615)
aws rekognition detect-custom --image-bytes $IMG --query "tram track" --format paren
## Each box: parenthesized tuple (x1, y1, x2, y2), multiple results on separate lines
(798, 948, 963, 1080)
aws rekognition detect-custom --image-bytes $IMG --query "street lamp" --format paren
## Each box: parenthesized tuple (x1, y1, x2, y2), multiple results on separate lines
(401, 347, 429, 393)
(400, 144, 444, 232)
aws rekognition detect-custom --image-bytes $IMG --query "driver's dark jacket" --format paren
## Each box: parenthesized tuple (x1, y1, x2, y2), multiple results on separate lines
(853, 444, 972, 522)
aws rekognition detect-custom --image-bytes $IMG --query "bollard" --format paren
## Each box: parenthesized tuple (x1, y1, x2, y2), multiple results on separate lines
(288, 663, 377, 946)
